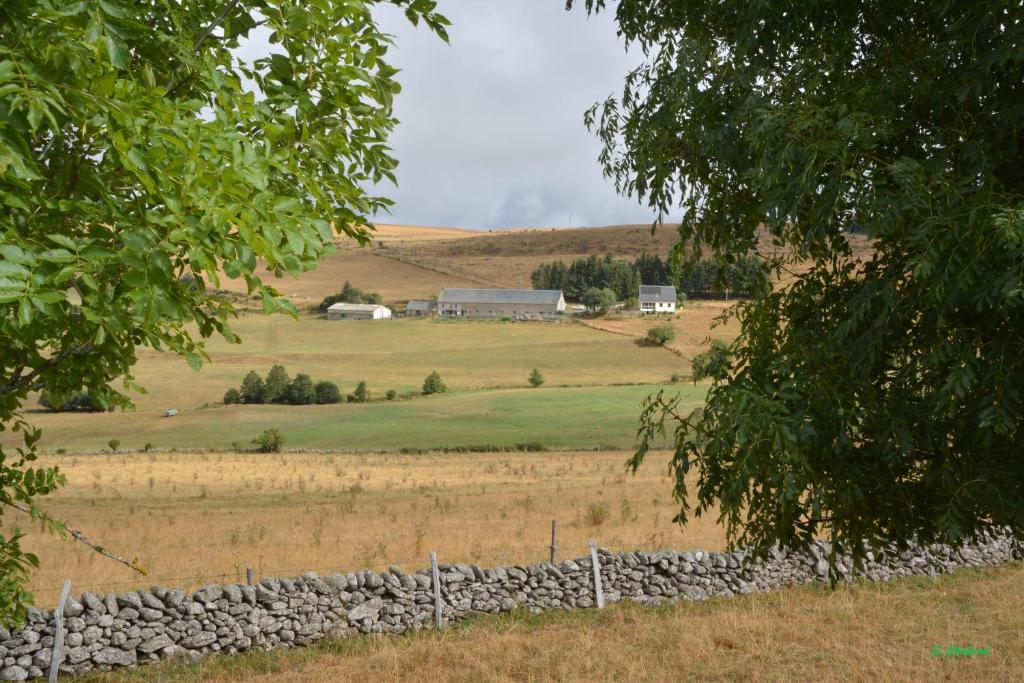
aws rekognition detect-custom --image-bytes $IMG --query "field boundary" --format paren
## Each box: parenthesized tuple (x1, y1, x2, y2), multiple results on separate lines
(6, 528, 1017, 680)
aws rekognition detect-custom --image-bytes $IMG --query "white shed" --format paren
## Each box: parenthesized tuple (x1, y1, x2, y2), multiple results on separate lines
(326, 303, 393, 320)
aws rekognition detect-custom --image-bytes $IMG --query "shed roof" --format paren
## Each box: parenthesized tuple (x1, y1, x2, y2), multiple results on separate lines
(326, 303, 389, 312)
(639, 285, 677, 303)
(437, 288, 563, 305)
(405, 300, 434, 311)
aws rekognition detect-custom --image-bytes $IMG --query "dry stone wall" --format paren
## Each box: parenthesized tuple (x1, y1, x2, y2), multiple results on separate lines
(1, 528, 1019, 680)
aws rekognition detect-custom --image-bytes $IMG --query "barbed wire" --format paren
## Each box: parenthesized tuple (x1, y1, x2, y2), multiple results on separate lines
(28, 538, 681, 598)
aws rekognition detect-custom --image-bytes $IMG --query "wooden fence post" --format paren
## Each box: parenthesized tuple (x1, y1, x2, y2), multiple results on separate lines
(588, 541, 605, 609)
(549, 519, 558, 564)
(430, 551, 443, 629)
(246, 566, 254, 586)
(49, 580, 71, 683)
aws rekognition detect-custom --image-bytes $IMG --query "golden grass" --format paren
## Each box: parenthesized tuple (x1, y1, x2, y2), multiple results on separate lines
(578, 302, 740, 362)
(85, 563, 1024, 682)
(17, 449, 721, 604)
(214, 249, 486, 305)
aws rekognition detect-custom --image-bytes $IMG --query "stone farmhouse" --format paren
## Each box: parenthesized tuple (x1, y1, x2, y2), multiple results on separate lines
(326, 303, 393, 320)
(437, 288, 565, 318)
(639, 285, 677, 314)
(404, 300, 435, 317)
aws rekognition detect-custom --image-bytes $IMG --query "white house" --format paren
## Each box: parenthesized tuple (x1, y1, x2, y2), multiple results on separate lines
(638, 285, 677, 314)
(326, 303, 393, 320)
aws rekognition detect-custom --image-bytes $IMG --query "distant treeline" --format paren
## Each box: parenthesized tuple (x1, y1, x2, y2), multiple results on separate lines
(530, 253, 761, 301)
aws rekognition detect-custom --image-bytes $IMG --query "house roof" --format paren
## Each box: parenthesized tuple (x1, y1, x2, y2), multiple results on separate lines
(437, 288, 564, 305)
(326, 303, 389, 312)
(639, 285, 677, 303)
(406, 300, 434, 311)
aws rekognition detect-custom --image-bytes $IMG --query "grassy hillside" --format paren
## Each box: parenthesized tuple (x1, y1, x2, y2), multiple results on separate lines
(83, 562, 1024, 682)
(42, 316, 688, 412)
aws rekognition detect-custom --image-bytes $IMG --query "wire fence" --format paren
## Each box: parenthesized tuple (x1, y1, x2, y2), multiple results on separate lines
(28, 531, 683, 603)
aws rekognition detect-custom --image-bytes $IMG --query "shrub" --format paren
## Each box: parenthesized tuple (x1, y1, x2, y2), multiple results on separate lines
(223, 388, 240, 404)
(691, 339, 732, 383)
(55, 448, 66, 455)
(585, 502, 610, 527)
(231, 441, 245, 452)
(252, 429, 285, 453)
(422, 371, 446, 395)
(263, 364, 291, 403)
(108, 439, 120, 452)
(346, 393, 357, 403)
(385, 389, 397, 400)
(240, 371, 265, 404)
(287, 374, 316, 405)
(645, 323, 677, 346)
(354, 381, 368, 403)
(314, 381, 341, 404)
(38, 391, 106, 412)
(528, 368, 544, 387)
(670, 373, 683, 383)
(624, 296, 639, 310)
(143, 442, 153, 452)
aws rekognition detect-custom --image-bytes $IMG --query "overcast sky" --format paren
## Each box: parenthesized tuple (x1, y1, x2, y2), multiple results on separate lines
(365, 1, 655, 230)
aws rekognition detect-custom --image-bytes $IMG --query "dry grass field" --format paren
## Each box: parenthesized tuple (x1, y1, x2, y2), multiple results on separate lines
(215, 249, 487, 306)
(17, 449, 720, 604)
(578, 302, 740, 360)
(84, 561, 1024, 682)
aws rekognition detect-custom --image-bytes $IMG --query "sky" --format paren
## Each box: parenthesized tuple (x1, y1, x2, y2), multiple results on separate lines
(365, 1, 656, 230)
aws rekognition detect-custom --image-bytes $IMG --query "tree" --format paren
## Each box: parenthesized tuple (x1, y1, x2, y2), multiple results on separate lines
(316, 280, 383, 312)
(252, 428, 285, 454)
(107, 439, 120, 453)
(690, 340, 731, 383)
(239, 372, 265, 405)
(0, 0, 449, 623)
(263, 365, 291, 404)
(577, 1, 1024, 563)
(314, 381, 341, 405)
(581, 287, 616, 313)
(223, 388, 240, 405)
(386, 389, 397, 400)
(529, 368, 545, 388)
(286, 374, 316, 405)
(422, 371, 446, 395)
(354, 381, 368, 403)
(644, 324, 676, 346)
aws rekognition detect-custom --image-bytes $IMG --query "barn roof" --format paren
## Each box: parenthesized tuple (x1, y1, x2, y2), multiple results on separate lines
(639, 285, 677, 303)
(326, 303, 389, 312)
(437, 288, 564, 305)
(406, 300, 434, 311)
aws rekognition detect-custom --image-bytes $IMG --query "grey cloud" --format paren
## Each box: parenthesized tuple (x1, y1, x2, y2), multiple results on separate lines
(370, 1, 655, 229)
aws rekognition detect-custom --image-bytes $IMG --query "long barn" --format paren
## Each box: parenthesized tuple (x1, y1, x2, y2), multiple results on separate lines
(436, 288, 565, 318)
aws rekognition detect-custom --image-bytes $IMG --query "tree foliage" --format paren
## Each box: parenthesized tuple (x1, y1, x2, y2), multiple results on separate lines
(286, 373, 316, 405)
(0, 0, 448, 623)
(314, 381, 341, 405)
(316, 280, 383, 312)
(581, 287, 616, 313)
(531, 252, 759, 300)
(422, 371, 446, 395)
(575, 1, 1024, 561)
(262, 364, 290, 404)
(690, 340, 731, 383)
(528, 368, 545, 388)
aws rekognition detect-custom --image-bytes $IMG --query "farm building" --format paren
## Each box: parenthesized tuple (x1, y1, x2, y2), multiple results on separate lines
(326, 303, 393, 320)
(405, 300, 435, 317)
(639, 285, 677, 314)
(437, 288, 565, 318)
